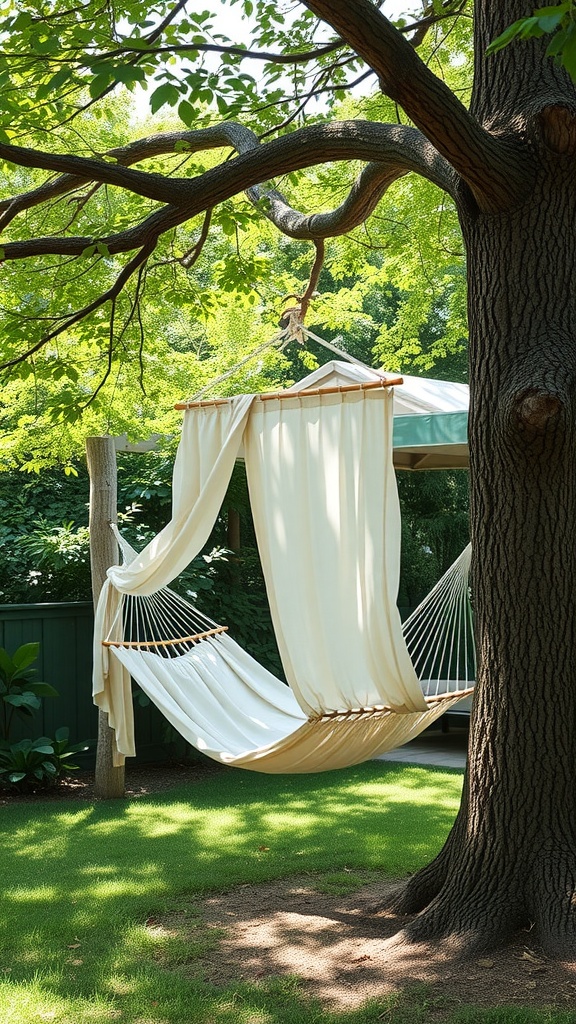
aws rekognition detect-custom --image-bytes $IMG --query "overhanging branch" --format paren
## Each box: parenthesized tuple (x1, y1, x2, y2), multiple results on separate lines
(302, 0, 534, 211)
(0, 121, 458, 260)
(0, 240, 157, 370)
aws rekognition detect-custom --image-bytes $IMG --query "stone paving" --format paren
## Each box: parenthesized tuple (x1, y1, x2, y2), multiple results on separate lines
(378, 725, 468, 769)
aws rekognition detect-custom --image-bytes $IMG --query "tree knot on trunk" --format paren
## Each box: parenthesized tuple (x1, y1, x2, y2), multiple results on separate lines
(537, 105, 576, 156)
(513, 388, 563, 436)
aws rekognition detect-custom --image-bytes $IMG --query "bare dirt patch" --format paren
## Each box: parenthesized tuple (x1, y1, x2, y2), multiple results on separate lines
(181, 875, 576, 1013)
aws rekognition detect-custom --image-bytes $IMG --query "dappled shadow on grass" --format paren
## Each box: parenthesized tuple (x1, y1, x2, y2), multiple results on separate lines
(192, 875, 576, 1016)
(0, 760, 464, 1017)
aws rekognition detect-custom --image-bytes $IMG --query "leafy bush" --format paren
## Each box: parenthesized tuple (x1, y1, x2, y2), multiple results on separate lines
(50, 726, 89, 774)
(0, 728, 89, 791)
(0, 737, 57, 788)
(0, 645, 89, 790)
(0, 643, 58, 742)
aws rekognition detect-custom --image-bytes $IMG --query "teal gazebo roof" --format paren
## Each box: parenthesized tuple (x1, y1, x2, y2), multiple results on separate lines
(392, 410, 469, 470)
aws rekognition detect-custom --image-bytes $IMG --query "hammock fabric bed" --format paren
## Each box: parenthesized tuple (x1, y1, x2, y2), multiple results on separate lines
(93, 382, 474, 770)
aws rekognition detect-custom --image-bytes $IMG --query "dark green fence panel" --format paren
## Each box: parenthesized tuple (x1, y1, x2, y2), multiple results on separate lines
(0, 602, 95, 749)
(0, 603, 181, 763)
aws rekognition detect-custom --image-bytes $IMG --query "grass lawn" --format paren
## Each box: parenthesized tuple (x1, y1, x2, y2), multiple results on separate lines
(0, 760, 572, 1024)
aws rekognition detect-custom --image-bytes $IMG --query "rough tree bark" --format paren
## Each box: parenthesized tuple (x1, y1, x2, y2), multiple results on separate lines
(388, 4, 576, 957)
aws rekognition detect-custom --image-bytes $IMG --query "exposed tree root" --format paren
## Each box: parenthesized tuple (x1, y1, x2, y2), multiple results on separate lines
(381, 838, 576, 961)
(527, 843, 576, 960)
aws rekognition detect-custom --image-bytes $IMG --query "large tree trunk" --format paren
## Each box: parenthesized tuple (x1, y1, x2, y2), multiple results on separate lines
(394, 3, 576, 958)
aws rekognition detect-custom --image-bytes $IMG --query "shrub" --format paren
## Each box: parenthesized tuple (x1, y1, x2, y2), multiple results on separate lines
(0, 644, 89, 791)
(0, 643, 58, 742)
(0, 728, 88, 791)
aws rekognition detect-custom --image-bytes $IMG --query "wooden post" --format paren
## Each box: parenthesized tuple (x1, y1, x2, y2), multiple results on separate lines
(86, 436, 126, 799)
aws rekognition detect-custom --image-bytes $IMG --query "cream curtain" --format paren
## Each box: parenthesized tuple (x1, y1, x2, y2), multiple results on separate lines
(244, 389, 426, 715)
(93, 394, 254, 763)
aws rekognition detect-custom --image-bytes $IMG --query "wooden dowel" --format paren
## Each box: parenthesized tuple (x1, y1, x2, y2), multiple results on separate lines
(175, 376, 403, 410)
(258, 377, 403, 402)
(425, 686, 475, 705)
(310, 685, 475, 721)
(104, 625, 228, 649)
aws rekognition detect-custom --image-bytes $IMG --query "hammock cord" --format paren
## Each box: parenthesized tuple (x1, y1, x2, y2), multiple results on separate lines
(402, 544, 474, 697)
(105, 541, 474, 701)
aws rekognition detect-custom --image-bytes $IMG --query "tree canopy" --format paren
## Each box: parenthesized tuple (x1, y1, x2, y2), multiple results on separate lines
(0, 0, 473, 464)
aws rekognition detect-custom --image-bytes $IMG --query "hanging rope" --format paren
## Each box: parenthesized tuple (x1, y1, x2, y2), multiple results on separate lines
(186, 313, 380, 404)
(186, 329, 290, 403)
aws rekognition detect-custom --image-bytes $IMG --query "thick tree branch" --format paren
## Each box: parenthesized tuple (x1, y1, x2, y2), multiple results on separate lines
(255, 146, 450, 239)
(0, 203, 181, 260)
(0, 141, 187, 206)
(0, 121, 458, 260)
(0, 125, 266, 226)
(302, 0, 534, 211)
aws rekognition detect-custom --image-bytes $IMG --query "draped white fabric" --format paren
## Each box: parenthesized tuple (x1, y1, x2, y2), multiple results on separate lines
(244, 389, 426, 715)
(93, 394, 254, 763)
(110, 393, 254, 595)
(93, 386, 433, 769)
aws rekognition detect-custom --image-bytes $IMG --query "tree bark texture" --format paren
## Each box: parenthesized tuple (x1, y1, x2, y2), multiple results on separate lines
(86, 436, 125, 800)
(393, 3, 576, 958)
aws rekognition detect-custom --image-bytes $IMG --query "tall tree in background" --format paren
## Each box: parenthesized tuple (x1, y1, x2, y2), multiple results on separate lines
(1, 0, 576, 955)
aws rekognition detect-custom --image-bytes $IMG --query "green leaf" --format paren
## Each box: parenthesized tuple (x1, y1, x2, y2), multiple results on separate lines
(4, 692, 41, 709)
(177, 100, 195, 126)
(35, 67, 74, 101)
(150, 83, 181, 113)
(536, 11, 566, 32)
(546, 24, 571, 54)
(89, 74, 112, 99)
(12, 643, 40, 671)
(121, 36, 152, 51)
(486, 19, 531, 54)
(108, 64, 147, 86)
(560, 26, 576, 77)
(28, 682, 59, 698)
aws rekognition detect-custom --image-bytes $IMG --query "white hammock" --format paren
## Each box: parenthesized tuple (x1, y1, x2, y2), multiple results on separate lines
(93, 385, 474, 770)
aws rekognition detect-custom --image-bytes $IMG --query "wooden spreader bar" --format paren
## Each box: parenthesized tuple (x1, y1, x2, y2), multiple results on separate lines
(103, 625, 228, 649)
(175, 376, 403, 411)
(311, 686, 475, 721)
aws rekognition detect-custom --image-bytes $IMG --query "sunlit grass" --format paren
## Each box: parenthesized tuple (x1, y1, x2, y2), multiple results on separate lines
(3, 760, 564, 1023)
